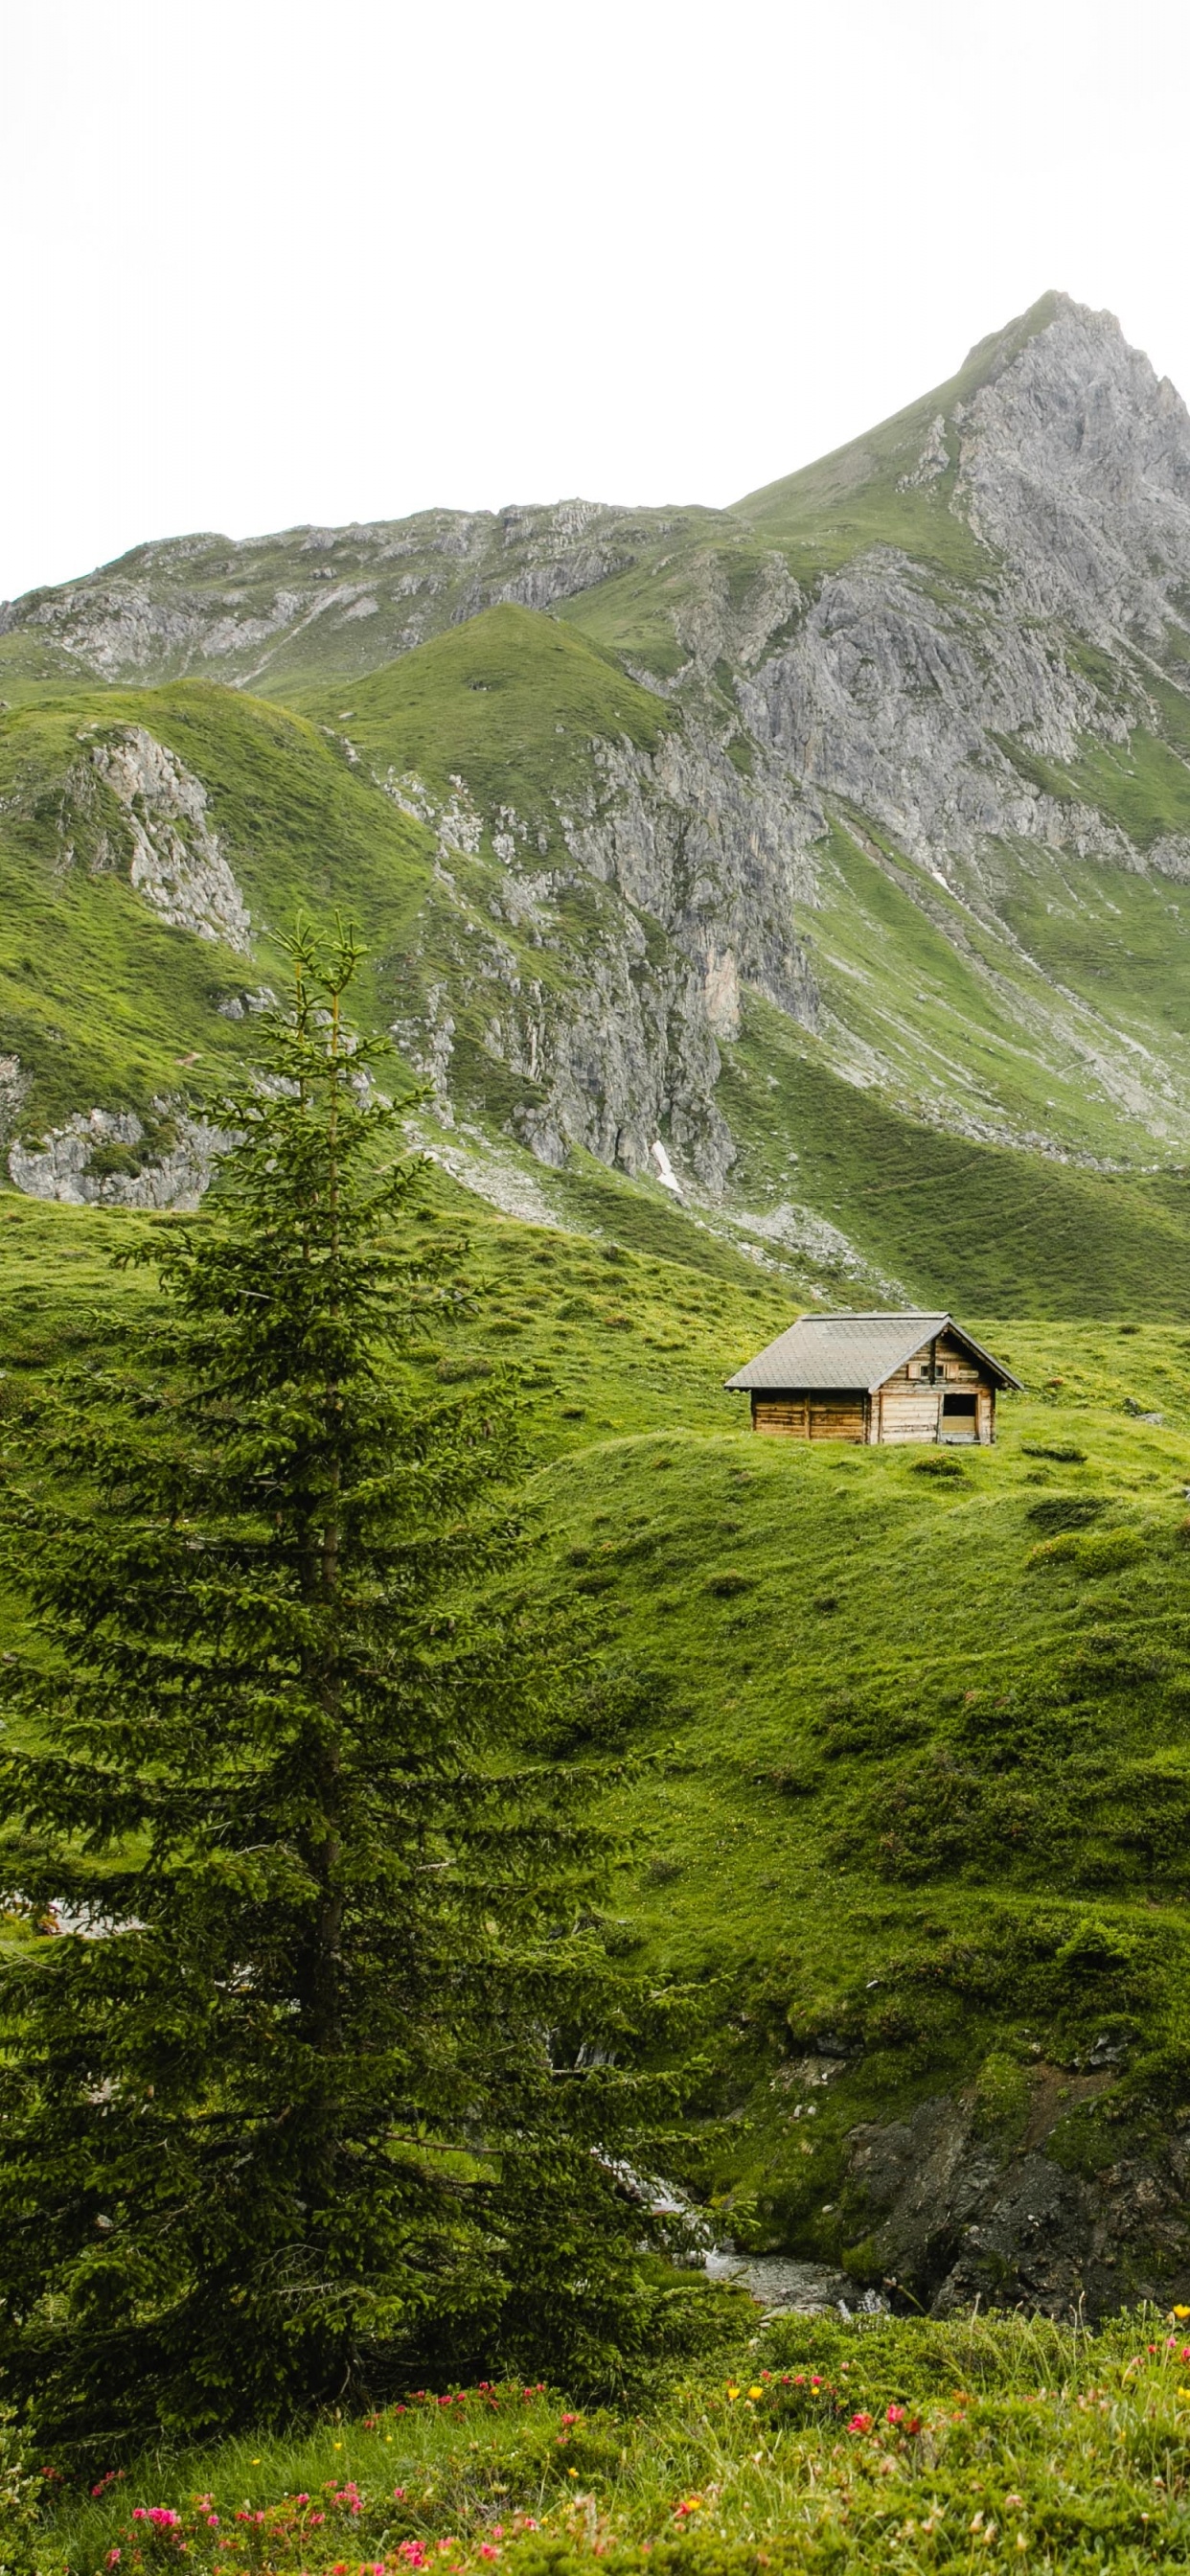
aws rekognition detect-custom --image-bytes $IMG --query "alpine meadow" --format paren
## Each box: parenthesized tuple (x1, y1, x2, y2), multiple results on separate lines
(10, 291, 1190, 2569)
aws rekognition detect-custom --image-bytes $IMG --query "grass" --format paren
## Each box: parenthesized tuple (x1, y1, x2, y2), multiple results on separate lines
(799, 816, 1190, 1170)
(7, 1189, 1190, 2276)
(37, 2310, 1190, 2570)
(291, 606, 674, 827)
(717, 993, 1190, 1317)
(0, 683, 434, 1129)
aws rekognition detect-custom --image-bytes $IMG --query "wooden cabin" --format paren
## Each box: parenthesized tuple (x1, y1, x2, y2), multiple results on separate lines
(725, 1311, 1020, 1445)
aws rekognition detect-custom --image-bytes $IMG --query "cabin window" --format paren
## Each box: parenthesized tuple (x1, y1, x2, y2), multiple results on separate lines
(942, 1392, 976, 1416)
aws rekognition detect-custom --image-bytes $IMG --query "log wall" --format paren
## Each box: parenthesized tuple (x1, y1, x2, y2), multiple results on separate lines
(752, 1392, 866, 1442)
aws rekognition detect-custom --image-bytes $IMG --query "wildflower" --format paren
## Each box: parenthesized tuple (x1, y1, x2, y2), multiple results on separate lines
(886, 2405, 904, 2425)
(1172, 2306, 1190, 2321)
(747, 2385, 763, 2401)
(726, 2384, 740, 2401)
(393, 2487, 408, 2502)
(105, 2556, 121, 2570)
(1177, 2387, 1190, 2402)
(847, 2413, 873, 2434)
(1005, 2494, 1024, 2509)
(479, 2549, 500, 2562)
(561, 2413, 579, 2426)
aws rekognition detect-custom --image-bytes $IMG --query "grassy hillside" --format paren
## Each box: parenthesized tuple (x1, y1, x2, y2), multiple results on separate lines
(0, 683, 434, 1129)
(42, 2313, 1190, 2573)
(291, 604, 674, 820)
(6, 1187, 1190, 2300)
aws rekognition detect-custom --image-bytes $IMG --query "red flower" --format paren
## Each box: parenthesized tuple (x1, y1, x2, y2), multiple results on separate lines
(847, 2412, 873, 2433)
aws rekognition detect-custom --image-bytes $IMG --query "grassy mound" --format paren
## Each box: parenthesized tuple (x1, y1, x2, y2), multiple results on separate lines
(293, 605, 673, 821)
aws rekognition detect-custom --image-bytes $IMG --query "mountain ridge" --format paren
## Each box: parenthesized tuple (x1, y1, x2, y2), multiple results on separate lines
(6, 291, 1190, 1312)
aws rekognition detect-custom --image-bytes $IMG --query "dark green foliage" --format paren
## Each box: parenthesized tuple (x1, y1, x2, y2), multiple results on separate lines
(0, 928, 675, 2452)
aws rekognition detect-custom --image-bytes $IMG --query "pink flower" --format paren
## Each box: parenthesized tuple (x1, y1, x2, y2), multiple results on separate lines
(847, 2412, 873, 2433)
(393, 2487, 407, 2502)
(886, 2404, 905, 2425)
(480, 2549, 500, 2562)
(105, 2555, 121, 2570)
(561, 2413, 578, 2426)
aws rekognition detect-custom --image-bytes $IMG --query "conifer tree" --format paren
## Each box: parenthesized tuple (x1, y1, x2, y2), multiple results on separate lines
(0, 925, 674, 2450)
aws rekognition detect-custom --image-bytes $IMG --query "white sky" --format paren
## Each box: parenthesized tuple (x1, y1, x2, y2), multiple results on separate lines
(5, 0, 1190, 603)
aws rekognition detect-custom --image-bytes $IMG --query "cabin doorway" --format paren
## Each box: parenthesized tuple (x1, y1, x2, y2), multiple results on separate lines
(941, 1392, 978, 1443)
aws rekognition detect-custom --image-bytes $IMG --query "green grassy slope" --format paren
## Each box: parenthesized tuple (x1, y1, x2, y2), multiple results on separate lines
(720, 994, 1190, 1318)
(7, 1189, 1190, 2296)
(531, 1315, 1190, 2273)
(803, 818, 1190, 1168)
(0, 683, 434, 1130)
(43, 2315, 1190, 2573)
(291, 604, 674, 816)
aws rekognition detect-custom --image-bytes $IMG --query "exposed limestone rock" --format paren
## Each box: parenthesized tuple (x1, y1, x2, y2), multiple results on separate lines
(738, 549, 1120, 871)
(954, 296, 1190, 638)
(14, 290, 1190, 1210)
(10, 1102, 228, 1209)
(0, 1055, 29, 1147)
(89, 726, 251, 951)
(381, 732, 819, 1192)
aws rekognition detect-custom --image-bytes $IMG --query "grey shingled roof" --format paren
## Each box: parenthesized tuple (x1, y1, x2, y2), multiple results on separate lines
(724, 1311, 1022, 1394)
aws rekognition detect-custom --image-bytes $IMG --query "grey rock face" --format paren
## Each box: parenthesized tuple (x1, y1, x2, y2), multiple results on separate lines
(88, 726, 252, 951)
(10, 1103, 228, 1209)
(385, 724, 820, 1191)
(7, 502, 730, 690)
(739, 548, 1118, 872)
(846, 2081, 1190, 2320)
(955, 298, 1190, 636)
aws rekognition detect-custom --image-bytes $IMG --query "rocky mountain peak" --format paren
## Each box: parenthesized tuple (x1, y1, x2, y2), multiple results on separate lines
(952, 292, 1190, 633)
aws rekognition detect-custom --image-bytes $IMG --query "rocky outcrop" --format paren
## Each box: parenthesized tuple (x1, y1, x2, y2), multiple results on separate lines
(10, 1103, 227, 1208)
(738, 548, 1125, 873)
(846, 2072, 1190, 2320)
(5, 502, 730, 691)
(88, 725, 251, 951)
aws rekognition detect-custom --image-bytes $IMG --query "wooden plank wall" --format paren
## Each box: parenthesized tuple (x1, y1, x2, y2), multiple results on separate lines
(877, 1387, 942, 1443)
(752, 1394, 865, 1441)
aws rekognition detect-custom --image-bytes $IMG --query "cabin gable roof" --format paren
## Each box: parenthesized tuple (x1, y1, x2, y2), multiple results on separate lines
(724, 1310, 1023, 1396)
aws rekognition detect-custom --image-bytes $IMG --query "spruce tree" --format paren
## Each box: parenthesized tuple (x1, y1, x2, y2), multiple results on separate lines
(0, 925, 673, 2451)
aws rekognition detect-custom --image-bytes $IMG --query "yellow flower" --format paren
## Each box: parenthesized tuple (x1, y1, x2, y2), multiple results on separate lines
(1178, 2387, 1190, 2402)
(726, 2385, 740, 2401)
(1174, 2306, 1190, 2321)
(747, 2385, 763, 2401)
